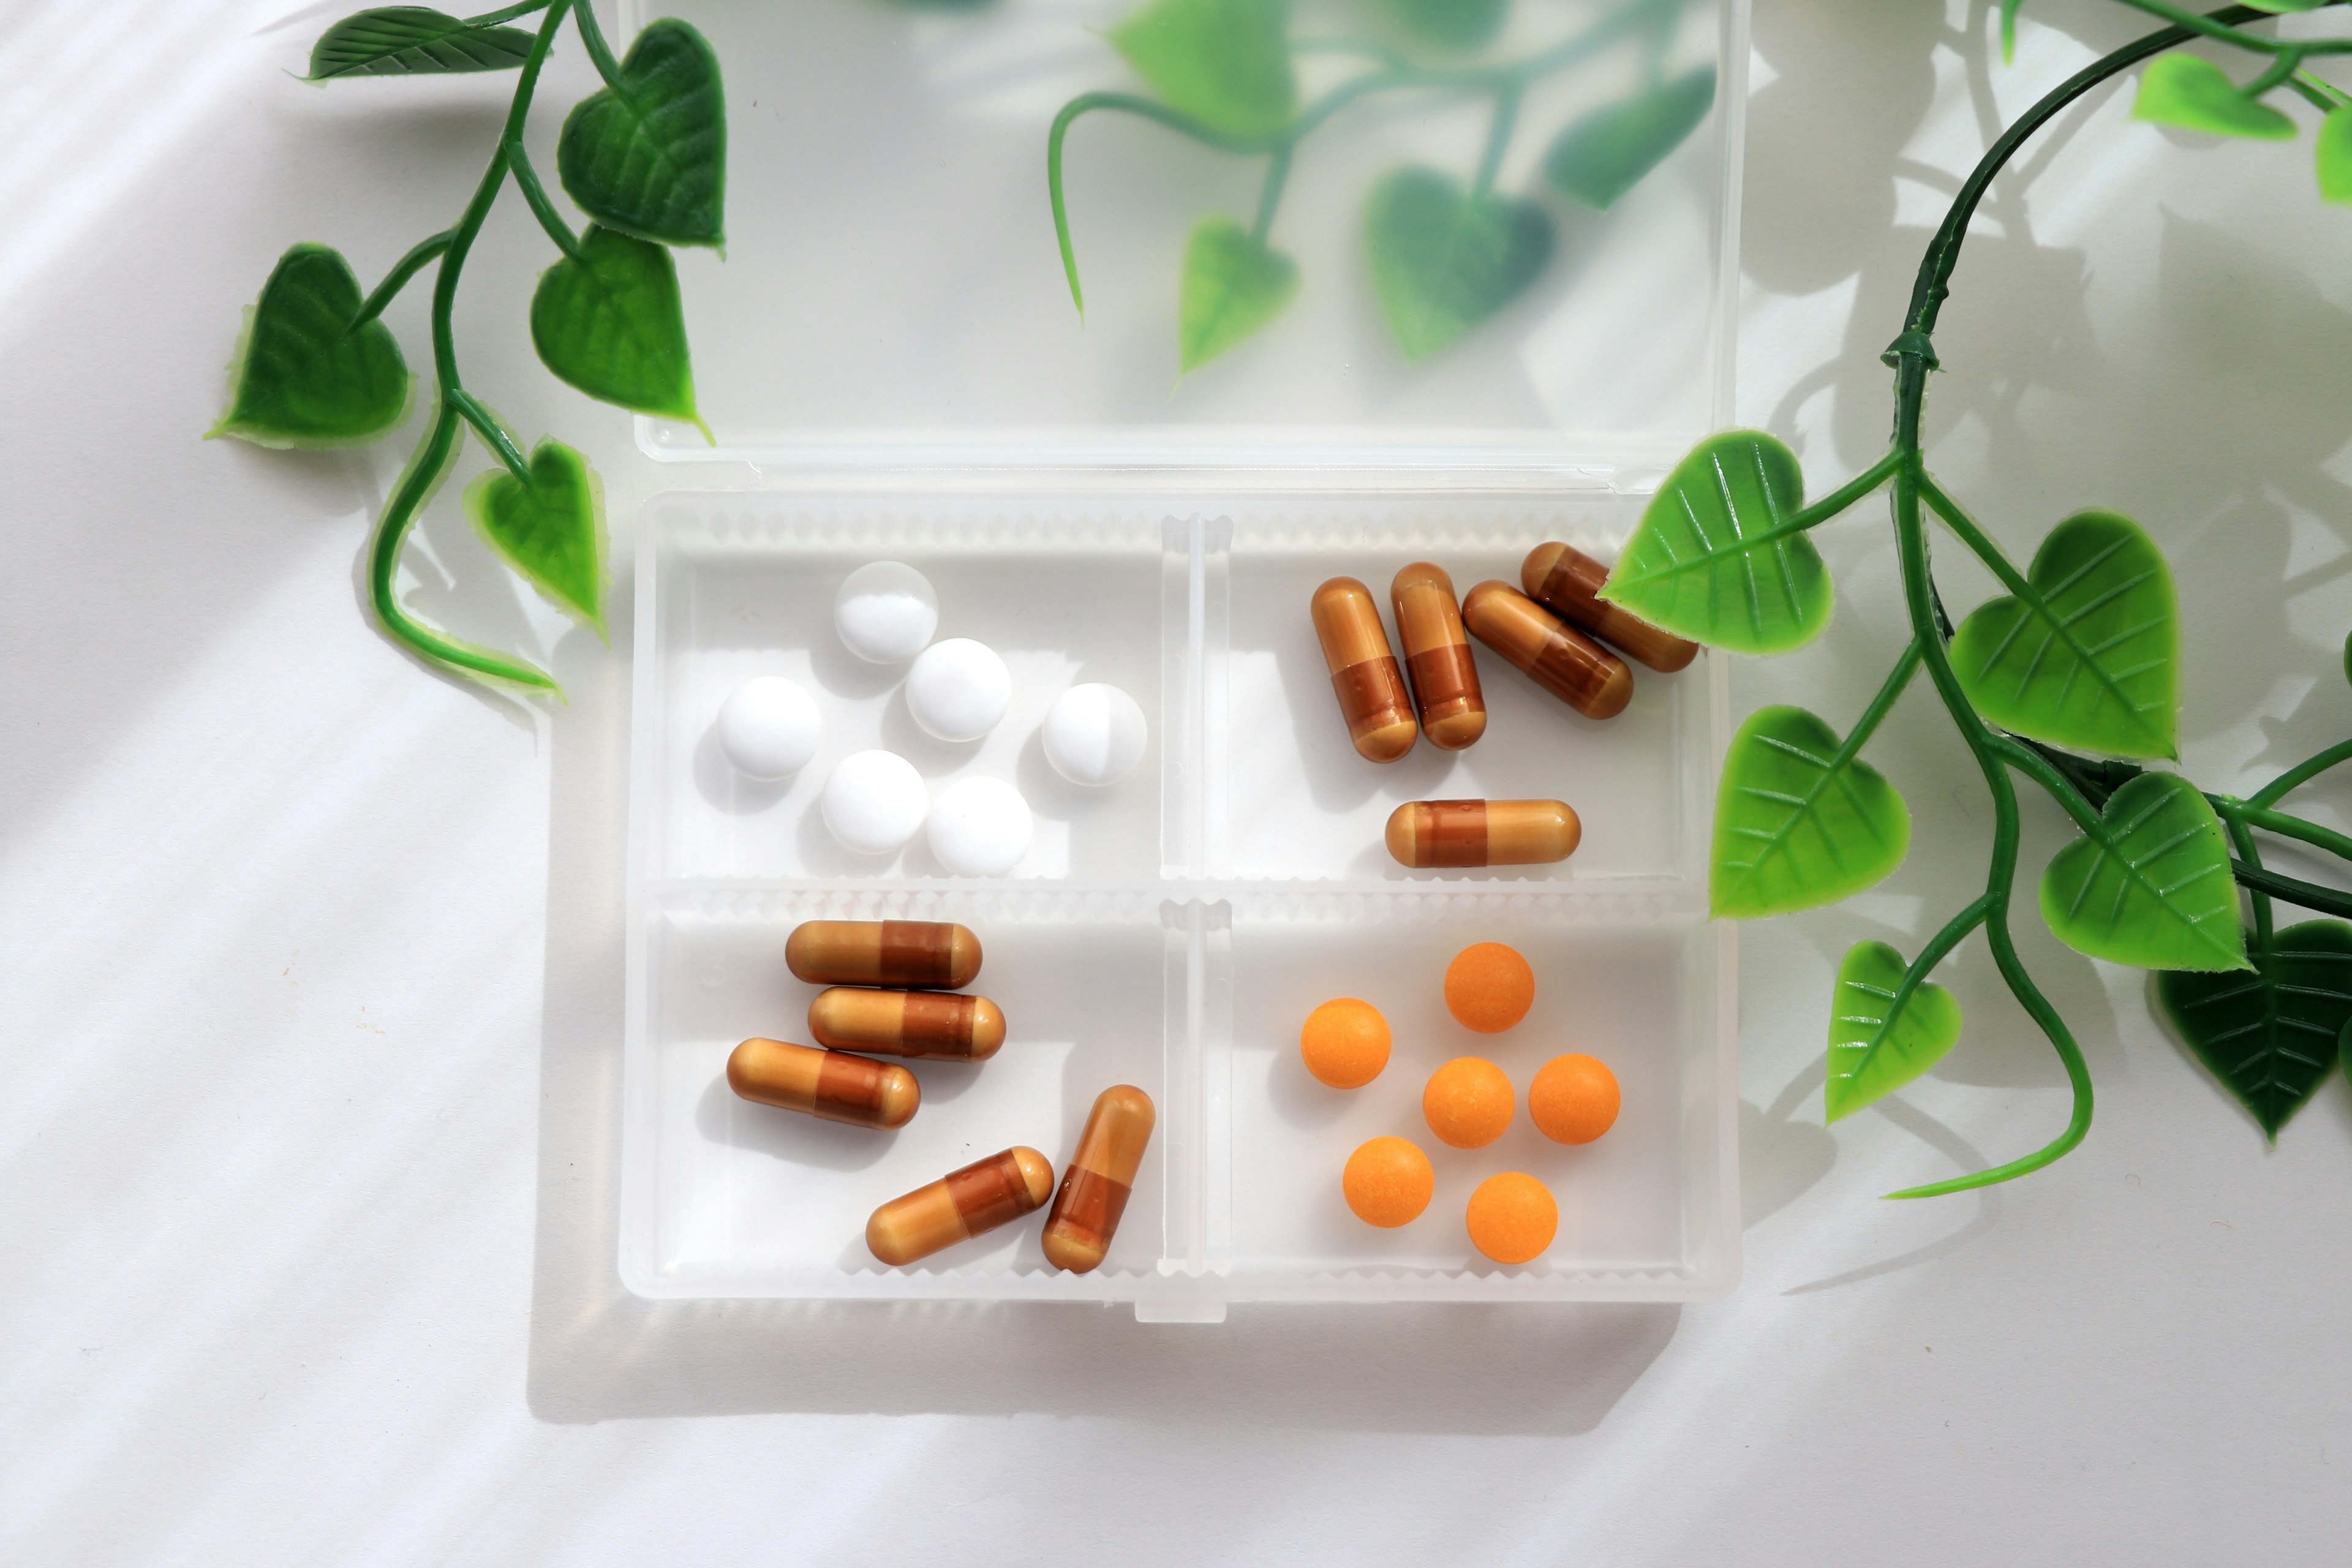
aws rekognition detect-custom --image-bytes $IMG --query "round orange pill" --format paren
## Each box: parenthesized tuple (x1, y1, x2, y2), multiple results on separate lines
(1342, 1136, 1435, 1227)
(1466, 1172, 1557, 1264)
(1529, 1053, 1620, 1144)
(1300, 998, 1391, 1088)
(1423, 1056, 1513, 1148)
(1444, 942, 1534, 1033)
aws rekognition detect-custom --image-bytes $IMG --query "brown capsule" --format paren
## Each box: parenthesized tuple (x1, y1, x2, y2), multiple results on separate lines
(785, 920, 981, 990)
(1461, 582, 1634, 720)
(725, 1037, 919, 1130)
(807, 987, 1005, 1061)
(1310, 576, 1418, 763)
(866, 1146, 1055, 1266)
(1521, 543, 1698, 673)
(1042, 1085, 1156, 1274)
(1390, 562, 1487, 750)
(1385, 799, 1581, 869)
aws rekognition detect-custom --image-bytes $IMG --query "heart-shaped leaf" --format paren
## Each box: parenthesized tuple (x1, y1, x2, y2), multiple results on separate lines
(1544, 67, 1718, 211)
(1950, 510, 2179, 760)
(1600, 431, 1829, 655)
(1110, 0, 1295, 140)
(1363, 165, 1553, 360)
(1177, 216, 1298, 374)
(2158, 919, 2352, 1139)
(211, 243, 413, 450)
(2318, 107, 2352, 203)
(1380, 0, 1507, 50)
(2039, 772, 2247, 972)
(1713, 706, 1910, 918)
(306, 7, 535, 79)
(1826, 940, 1963, 1123)
(462, 439, 608, 633)
(2133, 54, 2296, 141)
(530, 225, 706, 434)
(557, 18, 725, 249)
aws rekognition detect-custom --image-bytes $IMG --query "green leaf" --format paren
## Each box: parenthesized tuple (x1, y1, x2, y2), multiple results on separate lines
(1176, 216, 1298, 374)
(1379, 0, 1507, 50)
(1363, 165, 1553, 360)
(210, 243, 413, 450)
(306, 7, 535, 78)
(2133, 55, 2296, 141)
(530, 225, 706, 433)
(2038, 772, 2247, 972)
(1600, 431, 1829, 655)
(1712, 706, 1910, 918)
(557, 18, 726, 249)
(2158, 920, 2352, 1139)
(2318, 107, 2352, 203)
(1109, 0, 1295, 140)
(1825, 941, 1963, 1124)
(462, 439, 608, 633)
(1949, 510, 2179, 761)
(1543, 67, 1717, 211)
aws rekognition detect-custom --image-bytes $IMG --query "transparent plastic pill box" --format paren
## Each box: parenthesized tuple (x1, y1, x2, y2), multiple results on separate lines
(619, 0, 1749, 1318)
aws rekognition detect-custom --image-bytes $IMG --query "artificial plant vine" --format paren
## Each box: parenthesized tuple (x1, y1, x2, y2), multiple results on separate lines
(1047, 0, 1718, 372)
(1607, 1, 2352, 1195)
(209, 3, 725, 694)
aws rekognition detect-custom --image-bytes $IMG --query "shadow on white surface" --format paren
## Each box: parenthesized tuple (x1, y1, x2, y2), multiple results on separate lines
(524, 616, 1682, 1433)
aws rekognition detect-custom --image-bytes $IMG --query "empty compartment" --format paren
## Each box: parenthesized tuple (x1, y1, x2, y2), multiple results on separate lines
(1218, 893, 1736, 1298)
(621, 889, 1175, 1298)
(639, 502, 1174, 883)
(1212, 502, 1719, 884)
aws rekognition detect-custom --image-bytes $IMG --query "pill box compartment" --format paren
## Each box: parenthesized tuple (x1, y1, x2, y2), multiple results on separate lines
(625, 494, 1738, 1317)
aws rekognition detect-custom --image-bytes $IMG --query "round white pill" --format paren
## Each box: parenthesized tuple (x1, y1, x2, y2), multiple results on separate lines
(714, 676, 821, 780)
(927, 777, 1033, 876)
(1041, 683, 1148, 786)
(905, 638, 1011, 742)
(834, 562, 938, 663)
(821, 750, 927, 855)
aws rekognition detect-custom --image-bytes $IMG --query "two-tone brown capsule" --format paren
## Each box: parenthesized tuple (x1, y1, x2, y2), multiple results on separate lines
(785, 920, 982, 990)
(867, 1147, 1055, 1265)
(1042, 1085, 1156, 1274)
(1520, 543, 1698, 673)
(1461, 582, 1633, 721)
(1385, 799, 1581, 869)
(726, 1036, 920, 1130)
(1390, 564, 1486, 750)
(808, 987, 1005, 1061)
(1311, 576, 1419, 763)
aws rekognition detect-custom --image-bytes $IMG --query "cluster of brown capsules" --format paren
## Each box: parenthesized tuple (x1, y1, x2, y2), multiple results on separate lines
(1310, 545, 1698, 872)
(724, 919, 1155, 1274)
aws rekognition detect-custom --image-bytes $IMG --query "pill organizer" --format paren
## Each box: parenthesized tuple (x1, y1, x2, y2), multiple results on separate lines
(620, 0, 1748, 1318)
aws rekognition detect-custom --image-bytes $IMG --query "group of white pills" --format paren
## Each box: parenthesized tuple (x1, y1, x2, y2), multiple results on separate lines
(713, 561, 1148, 876)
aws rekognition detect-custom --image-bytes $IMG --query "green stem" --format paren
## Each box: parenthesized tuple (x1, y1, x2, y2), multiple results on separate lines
(366, 0, 573, 694)
(1915, 470, 2032, 600)
(2246, 47, 2307, 98)
(2250, 736, 2352, 808)
(2108, 0, 2352, 58)
(447, 388, 532, 483)
(506, 139, 581, 258)
(572, 0, 623, 88)
(1848, 638, 1926, 753)
(2220, 807, 2275, 947)
(2231, 858, 2352, 920)
(1472, 83, 1522, 200)
(468, 0, 554, 22)
(1870, 893, 1997, 1069)
(2293, 69, 2352, 111)
(1251, 146, 1294, 246)
(350, 230, 453, 330)
(2226, 800, 2352, 864)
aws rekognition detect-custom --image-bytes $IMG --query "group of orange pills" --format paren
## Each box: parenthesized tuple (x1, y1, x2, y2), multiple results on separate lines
(1300, 941, 1621, 1265)
(724, 919, 1154, 1274)
(1310, 546, 1697, 871)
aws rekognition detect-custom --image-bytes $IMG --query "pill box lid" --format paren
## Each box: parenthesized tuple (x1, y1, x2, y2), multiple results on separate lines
(624, 0, 1747, 484)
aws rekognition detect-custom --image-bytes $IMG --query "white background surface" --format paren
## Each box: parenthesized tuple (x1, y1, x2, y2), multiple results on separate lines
(7, 2, 2352, 1562)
